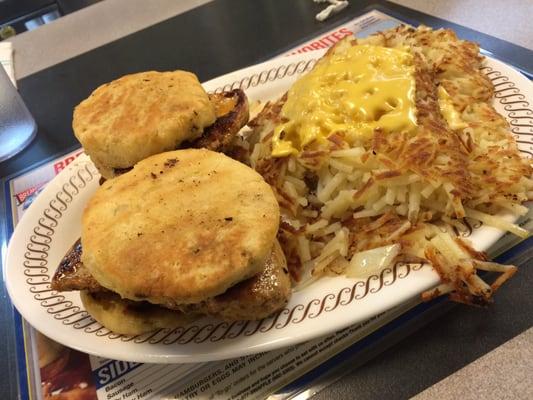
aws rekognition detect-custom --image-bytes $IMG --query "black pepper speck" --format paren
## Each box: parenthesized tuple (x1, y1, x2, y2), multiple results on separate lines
(164, 158, 178, 168)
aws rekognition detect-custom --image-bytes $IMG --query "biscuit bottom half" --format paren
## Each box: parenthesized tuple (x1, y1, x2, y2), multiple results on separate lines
(80, 291, 198, 336)
(75, 240, 291, 336)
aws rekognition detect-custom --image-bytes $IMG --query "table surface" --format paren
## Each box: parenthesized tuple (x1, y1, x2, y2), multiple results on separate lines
(1, 1, 532, 399)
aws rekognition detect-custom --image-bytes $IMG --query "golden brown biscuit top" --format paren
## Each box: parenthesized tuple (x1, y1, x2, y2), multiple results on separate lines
(81, 149, 280, 305)
(73, 71, 216, 178)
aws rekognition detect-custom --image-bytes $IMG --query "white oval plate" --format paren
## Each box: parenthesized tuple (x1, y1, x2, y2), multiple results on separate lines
(5, 51, 532, 363)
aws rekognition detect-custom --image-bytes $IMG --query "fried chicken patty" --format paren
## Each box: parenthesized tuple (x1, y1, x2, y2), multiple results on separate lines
(52, 239, 291, 321)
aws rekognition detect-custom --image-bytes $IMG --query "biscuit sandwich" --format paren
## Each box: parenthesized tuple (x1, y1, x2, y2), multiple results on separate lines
(73, 70, 249, 179)
(52, 149, 291, 335)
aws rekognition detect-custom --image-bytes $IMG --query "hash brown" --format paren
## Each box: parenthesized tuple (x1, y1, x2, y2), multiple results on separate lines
(248, 25, 531, 304)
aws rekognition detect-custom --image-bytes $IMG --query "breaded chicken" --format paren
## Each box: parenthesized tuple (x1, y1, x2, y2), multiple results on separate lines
(53, 239, 291, 322)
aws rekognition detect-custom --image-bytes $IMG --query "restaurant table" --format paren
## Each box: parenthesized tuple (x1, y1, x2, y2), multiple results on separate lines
(1, 1, 532, 399)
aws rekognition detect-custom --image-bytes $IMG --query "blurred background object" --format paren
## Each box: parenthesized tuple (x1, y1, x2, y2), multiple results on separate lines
(0, 0, 102, 38)
(0, 63, 37, 162)
(37, 332, 97, 400)
(0, 25, 16, 40)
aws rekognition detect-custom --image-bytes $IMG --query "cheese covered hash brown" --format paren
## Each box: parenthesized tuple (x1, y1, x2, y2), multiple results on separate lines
(249, 25, 532, 305)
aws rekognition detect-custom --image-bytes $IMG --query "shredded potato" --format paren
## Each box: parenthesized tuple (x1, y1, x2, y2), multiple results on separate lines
(249, 25, 532, 305)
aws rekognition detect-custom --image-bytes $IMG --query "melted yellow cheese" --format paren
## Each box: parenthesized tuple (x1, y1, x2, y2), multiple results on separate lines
(272, 44, 417, 157)
(437, 85, 468, 130)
